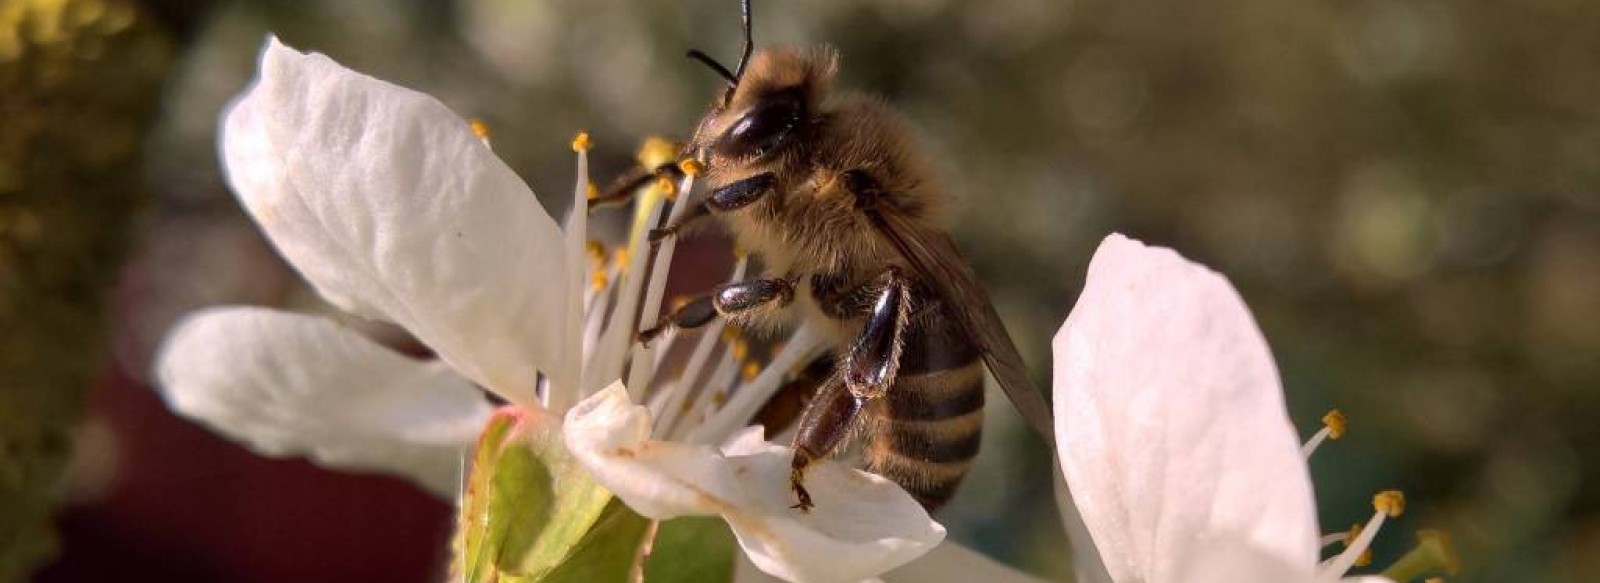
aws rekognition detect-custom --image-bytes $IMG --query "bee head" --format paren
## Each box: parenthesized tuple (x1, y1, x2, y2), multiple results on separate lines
(683, 1, 838, 163)
(696, 46, 837, 162)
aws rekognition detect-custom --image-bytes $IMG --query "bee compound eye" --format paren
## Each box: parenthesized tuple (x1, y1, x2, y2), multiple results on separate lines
(714, 90, 803, 159)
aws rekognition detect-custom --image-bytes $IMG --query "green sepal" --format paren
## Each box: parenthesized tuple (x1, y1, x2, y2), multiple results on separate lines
(531, 500, 653, 583)
(643, 517, 738, 583)
(452, 407, 621, 582)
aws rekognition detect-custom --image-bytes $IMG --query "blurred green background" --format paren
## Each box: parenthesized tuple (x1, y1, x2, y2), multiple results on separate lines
(2, 0, 1596, 581)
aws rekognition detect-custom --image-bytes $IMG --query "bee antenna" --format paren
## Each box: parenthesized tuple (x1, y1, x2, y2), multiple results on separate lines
(733, 0, 754, 80)
(686, 0, 756, 104)
(686, 49, 738, 85)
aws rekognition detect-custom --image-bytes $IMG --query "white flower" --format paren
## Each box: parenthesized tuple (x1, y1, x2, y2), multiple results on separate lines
(154, 36, 946, 582)
(1052, 234, 1408, 583)
(153, 35, 1439, 583)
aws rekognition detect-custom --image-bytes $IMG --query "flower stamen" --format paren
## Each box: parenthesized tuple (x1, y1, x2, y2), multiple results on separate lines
(679, 158, 704, 177)
(469, 118, 492, 145)
(625, 167, 694, 398)
(1318, 490, 1404, 580)
(689, 322, 826, 444)
(1302, 409, 1347, 458)
(1345, 523, 1372, 567)
(635, 137, 680, 169)
(656, 175, 679, 200)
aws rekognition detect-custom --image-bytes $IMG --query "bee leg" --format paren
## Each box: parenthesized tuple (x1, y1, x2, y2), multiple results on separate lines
(809, 271, 875, 319)
(636, 277, 794, 345)
(638, 293, 719, 346)
(789, 374, 862, 512)
(712, 277, 794, 317)
(648, 172, 774, 247)
(705, 172, 775, 213)
(844, 267, 911, 400)
(648, 201, 711, 248)
(589, 162, 683, 211)
(754, 354, 836, 435)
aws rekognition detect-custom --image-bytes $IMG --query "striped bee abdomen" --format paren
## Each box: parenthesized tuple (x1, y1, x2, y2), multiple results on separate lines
(866, 305, 985, 510)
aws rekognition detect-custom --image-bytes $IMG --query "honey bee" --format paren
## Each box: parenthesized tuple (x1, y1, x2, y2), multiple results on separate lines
(635, 0, 1054, 512)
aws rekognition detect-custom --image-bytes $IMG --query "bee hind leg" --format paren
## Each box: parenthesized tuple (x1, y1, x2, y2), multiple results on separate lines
(789, 374, 862, 512)
(788, 267, 911, 511)
(844, 267, 911, 400)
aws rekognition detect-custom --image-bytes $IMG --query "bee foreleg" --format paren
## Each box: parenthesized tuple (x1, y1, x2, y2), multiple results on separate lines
(706, 172, 775, 212)
(843, 266, 910, 401)
(648, 200, 712, 248)
(649, 172, 775, 247)
(789, 374, 862, 512)
(589, 161, 683, 211)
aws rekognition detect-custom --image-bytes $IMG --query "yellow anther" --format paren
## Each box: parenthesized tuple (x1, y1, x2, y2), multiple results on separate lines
(712, 391, 728, 406)
(1323, 409, 1347, 440)
(656, 175, 679, 200)
(678, 158, 705, 177)
(635, 136, 681, 168)
(585, 183, 600, 200)
(469, 119, 492, 141)
(730, 340, 750, 362)
(571, 131, 592, 153)
(1382, 530, 1461, 581)
(613, 248, 630, 269)
(1374, 490, 1405, 518)
(1345, 524, 1372, 567)
(741, 362, 761, 381)
(591, 271, 609, 292)
(721, 327, 741, 342)
(586, 240, 607, 263)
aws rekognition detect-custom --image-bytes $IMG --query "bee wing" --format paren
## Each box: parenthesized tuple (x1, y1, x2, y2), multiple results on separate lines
(867, 210, 1056, 442)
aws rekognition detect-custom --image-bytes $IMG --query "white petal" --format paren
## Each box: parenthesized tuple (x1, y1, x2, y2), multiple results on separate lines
(1185, 544, 1309, 583)
(1052, 234, 1320, 583)
(564, 384, 945, 583)
(220, 37, 568, 406)
(154, 306, 491, 497)
(1187, 545, 1396, 583)
(733, 553, 791, 583)
(1054, 469, 1114, 583)
(884, 543, 1052, 583)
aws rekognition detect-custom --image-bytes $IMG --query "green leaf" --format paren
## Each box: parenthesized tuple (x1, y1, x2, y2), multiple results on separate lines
(452, 407, 620, 583)
(535, 501, 653, 583)
(643, 517, 738, 583)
